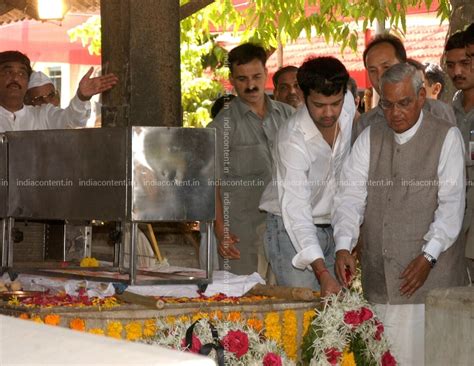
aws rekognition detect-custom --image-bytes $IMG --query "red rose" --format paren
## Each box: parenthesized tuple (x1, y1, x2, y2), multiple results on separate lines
(382, 351, 397, 366)
(374, 320, 384, 341)
(360, 307, 373, 322)
(222, 330, 249, 358)
(181, 334, 202, 353)
(325, 347, 342, 365)
(263, 352, 282, 366)
(344, 310, 362, 326)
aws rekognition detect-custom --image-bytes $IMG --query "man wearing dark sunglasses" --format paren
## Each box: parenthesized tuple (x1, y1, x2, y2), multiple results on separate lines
(25, 71, 60, 107)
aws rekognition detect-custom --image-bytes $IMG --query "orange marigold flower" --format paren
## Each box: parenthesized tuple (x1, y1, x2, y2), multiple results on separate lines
(19, 313, 29, 320)
(209, 310, 223, 320)
(226, 311, 241, 322)
(44, 314, 60, 326)
(70, 318, 86, 331)
(247, 318, 264, 332)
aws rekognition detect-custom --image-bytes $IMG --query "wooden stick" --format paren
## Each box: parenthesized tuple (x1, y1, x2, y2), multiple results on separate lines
(248, 284, 316, 301)
(116, 291, 165, 309)
(147, 224, 163, 263)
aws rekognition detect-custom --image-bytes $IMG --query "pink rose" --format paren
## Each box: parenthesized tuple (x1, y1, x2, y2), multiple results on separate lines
(263, 352, 282, 366)
(325, 347, 342, 365)
(382, 351, 397, 366)
(360, 307, 373, 322)
(222, 330, 249, 358)
(181, 334, 202, 353)
(374, 320, 384, 341)
(344, 310, 362, 326)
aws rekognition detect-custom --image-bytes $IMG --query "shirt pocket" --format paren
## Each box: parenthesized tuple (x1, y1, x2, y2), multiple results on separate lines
(229, 144, 271, 178)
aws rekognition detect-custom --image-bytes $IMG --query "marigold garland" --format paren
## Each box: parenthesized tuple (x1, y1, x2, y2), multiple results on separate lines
(264, 312, 281, 344)
(143, 319, 157, 337)
(303, 309, 316, 335)
(106, 321, 123, 339)
(125, 321, 143, 341)
(282, 310, 298, 360)
(226, 311, 241, 322)
(69, 318, 86, 331)
(19, 313, 29, 320)
(246, 317, 264, 332)
(44, 314, 60, 326)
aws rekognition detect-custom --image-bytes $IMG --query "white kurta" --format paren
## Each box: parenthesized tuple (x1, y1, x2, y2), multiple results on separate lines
(0, 94, 90, 132)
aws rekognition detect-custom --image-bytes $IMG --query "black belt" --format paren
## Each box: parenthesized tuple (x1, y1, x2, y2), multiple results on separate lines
(315, 223, 331, 228)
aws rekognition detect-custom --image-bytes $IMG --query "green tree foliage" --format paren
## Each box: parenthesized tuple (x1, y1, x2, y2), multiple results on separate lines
(68, 15, 227, 128)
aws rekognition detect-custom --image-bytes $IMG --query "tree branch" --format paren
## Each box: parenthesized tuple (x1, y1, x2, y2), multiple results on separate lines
(180, 0, 214, 20)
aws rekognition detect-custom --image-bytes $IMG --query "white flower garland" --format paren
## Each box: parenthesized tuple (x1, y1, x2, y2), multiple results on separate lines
(308, 291, 397, 366)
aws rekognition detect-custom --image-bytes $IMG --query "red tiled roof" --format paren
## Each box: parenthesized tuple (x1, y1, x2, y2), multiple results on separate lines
(264, 22, 449, 89)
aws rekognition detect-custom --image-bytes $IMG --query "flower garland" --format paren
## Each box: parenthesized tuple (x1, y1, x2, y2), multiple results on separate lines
(145, 317, 294, 366)
(302, 291, 396, 366)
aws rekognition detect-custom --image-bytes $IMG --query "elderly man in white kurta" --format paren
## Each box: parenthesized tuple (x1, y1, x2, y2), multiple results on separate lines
(333, 63, 469, 365)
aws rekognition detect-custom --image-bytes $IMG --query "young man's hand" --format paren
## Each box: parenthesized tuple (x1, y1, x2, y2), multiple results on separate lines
(77, 67, 118, 101)
(335, 249, 357, 287)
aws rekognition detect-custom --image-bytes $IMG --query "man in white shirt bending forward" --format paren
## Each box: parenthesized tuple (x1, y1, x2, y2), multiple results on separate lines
(332, 62, 469, 365)
(259, 56, 355, 296)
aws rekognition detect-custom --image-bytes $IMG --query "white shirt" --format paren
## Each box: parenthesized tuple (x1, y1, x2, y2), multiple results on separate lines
(260, 91, 355, 269)
(0, 94, 90, 132)
(332, 111, 466, 260)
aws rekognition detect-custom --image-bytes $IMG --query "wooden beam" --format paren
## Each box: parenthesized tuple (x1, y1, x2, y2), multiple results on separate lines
(179, 0, 214, 20)
(5, 0, 38, 19)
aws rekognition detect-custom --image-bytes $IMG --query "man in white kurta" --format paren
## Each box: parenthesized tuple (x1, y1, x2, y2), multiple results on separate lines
(333, 63, 468, 365)
(0, 50, 117, 132)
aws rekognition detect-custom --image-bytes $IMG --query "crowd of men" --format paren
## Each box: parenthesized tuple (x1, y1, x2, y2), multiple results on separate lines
(1, 22, 473, 366)
(209, 24, 474, 365)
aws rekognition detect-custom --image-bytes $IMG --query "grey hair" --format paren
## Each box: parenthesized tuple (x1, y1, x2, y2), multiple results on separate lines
(379, 63, 424, 97)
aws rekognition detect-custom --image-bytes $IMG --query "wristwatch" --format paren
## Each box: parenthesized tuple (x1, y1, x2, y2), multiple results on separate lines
(422, 252, 437, 268)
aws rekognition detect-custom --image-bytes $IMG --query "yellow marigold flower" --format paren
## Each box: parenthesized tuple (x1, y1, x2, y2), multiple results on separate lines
(264, 312, 281, 343)
(143, 319, 157, 337)
(19, 313, 29, 320)
(107, 321, 123, 339)
(80, 257, 99, 267)
(226, 311, 241, 322)
(7, 296, 20, 307)
(70, 318, 86, 331)
(88, 328, 105, 336)
(246, 318, 263, 332)
(166, 316, 176, 325)
(31, 315, 43, 324)
(44, 314, 60, 326)
(178, 315, 190, 323)
(341, 349, 356, 366)
(303, 310, 316, 336)
(282, 310, 298, 360)
(192, 312, 209, 322)
(125, 321, 143, 341)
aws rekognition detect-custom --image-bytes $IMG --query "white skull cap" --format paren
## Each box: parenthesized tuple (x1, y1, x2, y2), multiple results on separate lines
(28, 71, 53, 89)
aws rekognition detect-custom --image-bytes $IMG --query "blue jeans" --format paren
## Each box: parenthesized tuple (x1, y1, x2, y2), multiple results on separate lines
(263, 213, 336, 291)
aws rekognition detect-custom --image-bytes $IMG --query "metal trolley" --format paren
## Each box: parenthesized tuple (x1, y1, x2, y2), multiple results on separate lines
(0, 127, 215, 286)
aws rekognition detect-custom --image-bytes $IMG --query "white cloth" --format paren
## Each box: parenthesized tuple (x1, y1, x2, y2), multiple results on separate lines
(373, 303, 425, 366)
(333, 111, 466, 260)
(0, 94, 89, 132)
(127, 271, 265, 298)
(28, 71, 53, 89)
(260, 91, 355, 269)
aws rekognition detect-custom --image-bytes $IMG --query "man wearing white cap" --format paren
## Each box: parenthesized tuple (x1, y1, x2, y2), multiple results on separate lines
(0, 50, 117, 132)
(25, 71, 60, 107)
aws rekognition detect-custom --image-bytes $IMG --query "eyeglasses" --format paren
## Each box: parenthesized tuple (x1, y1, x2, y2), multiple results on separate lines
(380, 97, 415, 111)
(30, 91, 58, 105)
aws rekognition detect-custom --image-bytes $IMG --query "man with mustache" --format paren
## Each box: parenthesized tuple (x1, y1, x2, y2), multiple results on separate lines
(272, 66, 303, 109)
(260, 57, 355, 295)
(352, 34, 456, 144)
(0, 51, 117, 132)
(445, 29, 474, 277)
(207, 43, 293, 275)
